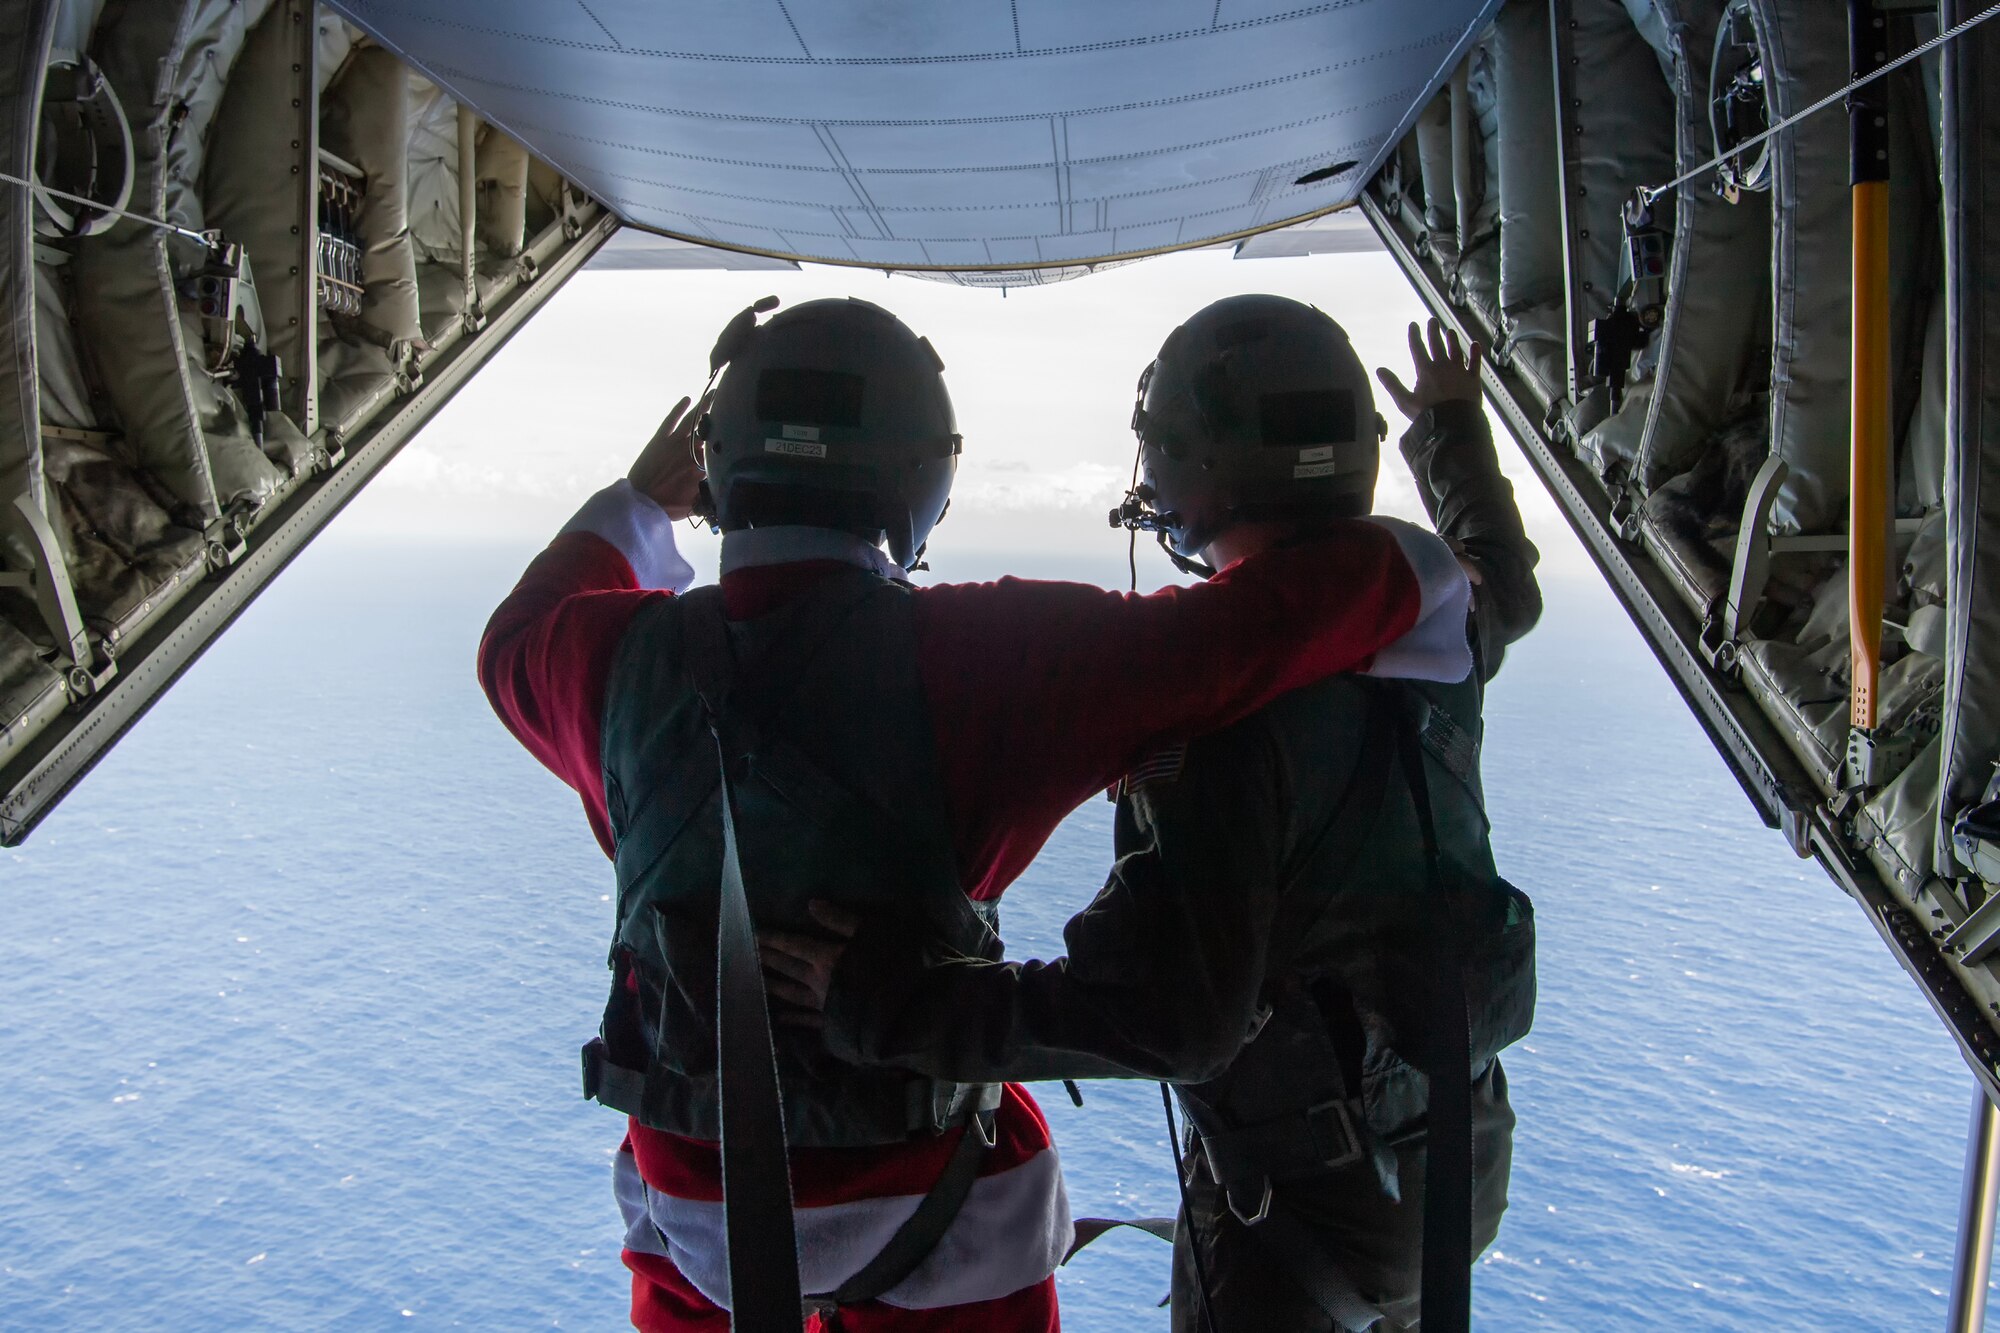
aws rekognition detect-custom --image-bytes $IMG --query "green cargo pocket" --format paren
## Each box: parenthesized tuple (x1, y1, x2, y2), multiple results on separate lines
(1464, 878, 1536, 1071)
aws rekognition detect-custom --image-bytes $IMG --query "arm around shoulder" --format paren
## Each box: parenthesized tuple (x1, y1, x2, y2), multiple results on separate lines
(821, 715, 1292, 1086)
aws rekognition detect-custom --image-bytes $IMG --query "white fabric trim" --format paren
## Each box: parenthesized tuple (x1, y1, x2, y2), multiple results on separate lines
(1360, 516, 1475, 683)
(615, 1146, 1072, 1311)
(560, 479, 696, 593)
(720, 526, 908, 582)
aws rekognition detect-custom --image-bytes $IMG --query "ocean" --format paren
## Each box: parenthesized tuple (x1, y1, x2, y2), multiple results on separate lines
(0, 535, 1980, 1330)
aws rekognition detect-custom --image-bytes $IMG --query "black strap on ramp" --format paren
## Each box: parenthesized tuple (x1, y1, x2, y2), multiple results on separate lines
(712, 729, 804, 1332)
(1062, 1215, 1179, 1263)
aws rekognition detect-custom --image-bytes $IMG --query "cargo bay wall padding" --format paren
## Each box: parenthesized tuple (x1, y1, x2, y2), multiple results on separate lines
(41, 432, 203, 630)
(68, 0, 221, 523)
(1748, 0, 1852, 535)
(406, 74, 463, 267)
(1885, 50, 1944, 521)
(1862, 733, 1946, 893)
(1736, 560, 1941, 795)
(1902, 292, 1947, 515)
(314, 10, 356, 95)
(0, 0, 55, 531)
(1451, 35, 1505, 329)
(1414, 91, 1457, 245)
(1621, 0, 1677, 71)
(313, 325, 396, 442)
(1551, 0, 1677, 473)
(1493, 0, 1562, 315)
(319, 45, 421, 348)
(1635, 0, 1772, 494)
(476, 129, 530, 259)
(0, 610, 60, 749)
(164, 0, 288, 510)
(1465, 40, 1501, 241)
(33, 260, 98, 430)
(158, 0, 271, 245)
(204, 0, 318, 473)
(524, 156, 566, 240)
(1935, 0, 2000, 882)
(49, 0, 107, 52)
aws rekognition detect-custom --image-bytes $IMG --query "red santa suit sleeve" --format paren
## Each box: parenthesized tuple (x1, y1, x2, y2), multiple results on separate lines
(476, 480, 695, 854)
(907, 514, 1470, 899)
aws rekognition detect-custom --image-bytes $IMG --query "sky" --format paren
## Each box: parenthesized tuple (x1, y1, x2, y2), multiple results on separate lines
(343, 244, 1579, 586)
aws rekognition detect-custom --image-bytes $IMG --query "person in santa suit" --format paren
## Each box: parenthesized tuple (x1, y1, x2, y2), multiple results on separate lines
(477, 295, 1471, 1332)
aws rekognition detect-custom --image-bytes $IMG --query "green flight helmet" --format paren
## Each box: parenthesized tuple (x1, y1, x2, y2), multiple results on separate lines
(1130, 294, 1386, 560)
(699, 297, 961, 568)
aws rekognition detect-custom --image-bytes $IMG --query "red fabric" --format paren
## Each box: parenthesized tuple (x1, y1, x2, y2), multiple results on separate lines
(631, 1085, 1051, 1207)
(476, 520, 1423, 1328)
(624, 1249, 1061, 1333)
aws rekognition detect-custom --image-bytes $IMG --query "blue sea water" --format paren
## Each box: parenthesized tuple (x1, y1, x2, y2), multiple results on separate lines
(0, 534, 1980, 1330)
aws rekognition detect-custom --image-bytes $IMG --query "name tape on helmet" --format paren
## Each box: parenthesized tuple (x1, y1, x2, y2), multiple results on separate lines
(780, 424, 821, 442)
(765, 438, 828, 458)
(1299, 446, 1334, 463)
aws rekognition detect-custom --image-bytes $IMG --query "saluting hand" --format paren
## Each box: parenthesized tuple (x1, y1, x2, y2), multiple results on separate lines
(759, 900, 860, 1030)
(627, 389, 714, 520)
(1375, 317, 1483, 421)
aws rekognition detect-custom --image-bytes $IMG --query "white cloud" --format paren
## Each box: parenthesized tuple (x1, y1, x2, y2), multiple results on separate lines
(954, 459, 1129, 512)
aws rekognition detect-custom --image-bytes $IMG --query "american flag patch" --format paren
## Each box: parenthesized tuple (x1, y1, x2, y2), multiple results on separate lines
(1116, 742, 1189, 798)
(1419, 701, 1477, 786)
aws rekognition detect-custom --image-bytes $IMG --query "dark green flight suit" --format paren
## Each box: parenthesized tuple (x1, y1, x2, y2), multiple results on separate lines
(823, 399, 1542, 1331)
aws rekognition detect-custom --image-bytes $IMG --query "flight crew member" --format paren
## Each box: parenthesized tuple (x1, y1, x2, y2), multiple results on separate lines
(764, 307, 1541, 1332)
(477, 296, 1475, 1332)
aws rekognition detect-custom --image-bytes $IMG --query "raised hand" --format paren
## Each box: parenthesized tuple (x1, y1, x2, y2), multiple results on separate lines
(627, 389, 714, 520)
(1375, 317, 1484, 421)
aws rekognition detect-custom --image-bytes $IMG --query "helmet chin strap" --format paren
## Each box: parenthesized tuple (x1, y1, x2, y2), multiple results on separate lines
(1155, 531, 1217, 582)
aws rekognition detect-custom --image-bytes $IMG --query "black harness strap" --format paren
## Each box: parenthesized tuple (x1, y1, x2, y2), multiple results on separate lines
(677, 576, 996, 1327)
(1062, 1215, 1179, 1263)
(711, 729, 803, 1332)
(1395, 705, 1475, 1333)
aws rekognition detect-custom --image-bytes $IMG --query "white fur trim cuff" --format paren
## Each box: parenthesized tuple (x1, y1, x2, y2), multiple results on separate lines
(1360, 516, 1475, 683)
(560, 479, 696, 593)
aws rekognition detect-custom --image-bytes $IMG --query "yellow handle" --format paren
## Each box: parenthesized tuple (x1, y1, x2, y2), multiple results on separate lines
(1850, 179, 1891, 731)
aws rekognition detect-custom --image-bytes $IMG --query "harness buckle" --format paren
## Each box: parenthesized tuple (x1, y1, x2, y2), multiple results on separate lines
(1303, 1098, 1365, 1172)
(1226, 1177, 1274, 1227)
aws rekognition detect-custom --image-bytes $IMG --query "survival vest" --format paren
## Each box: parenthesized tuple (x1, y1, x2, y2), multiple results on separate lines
(581, 565, 1001, 1147)
(1173, 668, 1536, 1218)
